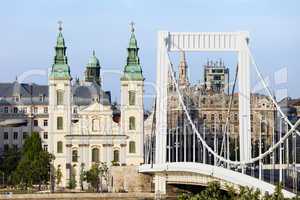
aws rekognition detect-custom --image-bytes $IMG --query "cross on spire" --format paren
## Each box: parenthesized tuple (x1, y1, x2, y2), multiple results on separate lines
(58, 20, 63, 32)
(130, 21, 135, 33)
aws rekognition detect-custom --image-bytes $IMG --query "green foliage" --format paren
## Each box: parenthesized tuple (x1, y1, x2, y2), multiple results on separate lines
(177, 181, 292, 200)
(11, 132, 54, 190)
(55, 166, 62, 185)
(83, 162, 109, 192)
(68, 165, 77, 189)
(79, 163, 85, 191)
(0, 147, 21, 185)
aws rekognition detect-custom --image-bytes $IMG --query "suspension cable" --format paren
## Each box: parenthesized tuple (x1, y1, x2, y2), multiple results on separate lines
(218, 63, 239, 163)
(165, 39, 300, 165)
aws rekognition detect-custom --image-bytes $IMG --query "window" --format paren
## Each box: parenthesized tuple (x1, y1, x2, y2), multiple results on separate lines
(57, 90, 64, 105)
(23, 132, 28, 139)
(73, 107, 77, 114)
(234, 113, 238, 121)
(129, 116, 135, 130)
(57, 141, 63, 153)
(4, 107, 8, 113)
(219, 114, 222, 121)
(92, 119, 100, 131)
(129, 91, 136, 105)
(203, 114, 207, 120)
(13, 132, 18, 140)
(4, 132, 8, 140)
(34, 120, 38, 126)
(113, 150, 120, 162)
(57, 117, 63, 130)
(92, 148, 99, 162)
(39, 95, 45, 102)
(13, 107, 18, 113)
(43, 132, 48, 139)
(43, 120, 48, 127)
(44, 107, 48, 113)
(34, 107, 38, 113)
(211, 124, 215, 132)
(211, 114, 215, 121)
(129, 141, 136, 153)
(13, 145, 18, 150)
(72, 150, 78, 162)
(43, 145, 48, 151)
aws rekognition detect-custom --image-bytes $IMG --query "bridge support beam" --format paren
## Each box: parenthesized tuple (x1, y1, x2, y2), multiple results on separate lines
(237, 32, 251, 163)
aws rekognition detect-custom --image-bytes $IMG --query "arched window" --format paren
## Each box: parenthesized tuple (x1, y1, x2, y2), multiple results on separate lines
(72, 149, 78, 162)
(129, 116, 135, 130)
(113, 150, 120, 162)
(57, 141, 63, 153)
(57, 117, 63, 130)
(92, 148, 100, 163)
(56, 90, 64, 105)
(129, 141, 136, 153)
(128, 91, 136, 105)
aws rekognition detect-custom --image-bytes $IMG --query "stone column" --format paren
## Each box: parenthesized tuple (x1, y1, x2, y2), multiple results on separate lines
(65, 144, 72, 182)
(154, 174, 166, 195)
(103, 144, 113, 165)
(120, 144, 127, 165)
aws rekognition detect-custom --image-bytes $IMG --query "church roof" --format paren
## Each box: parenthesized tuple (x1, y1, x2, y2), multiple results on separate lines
(0, 82, 111, 106)
(87, 50, 100, 68)
(121, 24, 144, 81)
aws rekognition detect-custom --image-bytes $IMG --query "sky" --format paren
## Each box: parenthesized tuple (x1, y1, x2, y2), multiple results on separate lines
(0, 0, 299, 109)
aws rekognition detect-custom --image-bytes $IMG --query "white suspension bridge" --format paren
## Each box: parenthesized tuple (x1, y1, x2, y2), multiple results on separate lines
(140, 31, 300, 198)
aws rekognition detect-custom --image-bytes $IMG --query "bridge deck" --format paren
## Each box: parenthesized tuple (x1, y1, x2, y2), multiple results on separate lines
(139, 162, 295, 198)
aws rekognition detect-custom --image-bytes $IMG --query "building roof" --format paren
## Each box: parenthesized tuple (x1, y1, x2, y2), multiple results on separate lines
(0, 82, 111, 106)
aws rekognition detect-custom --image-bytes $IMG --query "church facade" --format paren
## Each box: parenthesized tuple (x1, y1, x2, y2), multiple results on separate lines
(0, 24, 146, 187)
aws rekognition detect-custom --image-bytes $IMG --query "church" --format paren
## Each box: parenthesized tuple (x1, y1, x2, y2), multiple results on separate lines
(48, 23, 146, 186)
(0, 23, 147, 188)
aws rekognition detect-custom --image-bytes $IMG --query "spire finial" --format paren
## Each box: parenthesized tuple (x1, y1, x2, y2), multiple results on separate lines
(130, 21, 135, 33)
(58, 20, 63, 32)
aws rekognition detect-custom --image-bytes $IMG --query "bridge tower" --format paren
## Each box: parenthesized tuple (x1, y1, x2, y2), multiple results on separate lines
(154, 31, 251, 194)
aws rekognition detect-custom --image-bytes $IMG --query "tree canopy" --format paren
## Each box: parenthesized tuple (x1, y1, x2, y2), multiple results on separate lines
(12, 132, 54, 190)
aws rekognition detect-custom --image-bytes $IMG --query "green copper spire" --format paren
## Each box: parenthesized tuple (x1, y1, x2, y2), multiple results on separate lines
(50, 21, 71, 80)
(85, 50, 101, 84)
(121, 22, 144, 81)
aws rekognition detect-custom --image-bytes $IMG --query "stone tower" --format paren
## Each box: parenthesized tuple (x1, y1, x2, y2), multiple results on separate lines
(84, 50, 101, 85)
(178, 51, 189, 88)
(204, 59, 229, 93)
(48, 22, 72, 187)
(120, 24, 144, 165)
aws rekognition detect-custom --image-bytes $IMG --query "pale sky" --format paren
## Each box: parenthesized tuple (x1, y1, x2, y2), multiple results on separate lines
(0, 0, 299, 108)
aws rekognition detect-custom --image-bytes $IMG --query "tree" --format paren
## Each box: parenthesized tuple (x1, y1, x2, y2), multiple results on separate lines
(79, 163, 85, 191)
(12, 132, 54, 190)
(55, 165, 62, 186)
(176, 181, 291, 200)
(84, 164, 101, 192)
(0, 147, 21, 185)
(270, 183, 284, 200)
(68, 165, 77, 189)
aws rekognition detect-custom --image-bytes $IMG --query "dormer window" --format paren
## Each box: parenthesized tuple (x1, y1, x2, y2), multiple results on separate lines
(39, 94, 45, 102)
